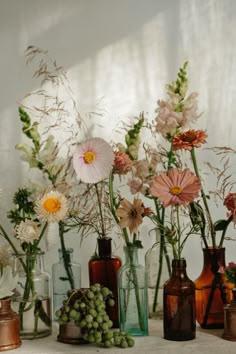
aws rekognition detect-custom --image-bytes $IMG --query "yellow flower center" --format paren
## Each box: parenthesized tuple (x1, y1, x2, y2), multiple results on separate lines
(83, 151, 96, 164)
(43, 197, 61, 213)
(170, 186, 182, 195)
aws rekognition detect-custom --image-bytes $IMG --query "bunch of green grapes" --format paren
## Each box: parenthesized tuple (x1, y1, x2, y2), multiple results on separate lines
(55, 283, 135, 348)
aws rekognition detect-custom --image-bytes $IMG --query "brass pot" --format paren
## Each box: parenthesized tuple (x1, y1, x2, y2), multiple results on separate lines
(0, 299, 21, 351)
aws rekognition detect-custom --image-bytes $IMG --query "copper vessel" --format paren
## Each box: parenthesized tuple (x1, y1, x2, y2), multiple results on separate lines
(223, 288, 236, 341)
(0, 299, 21, 351)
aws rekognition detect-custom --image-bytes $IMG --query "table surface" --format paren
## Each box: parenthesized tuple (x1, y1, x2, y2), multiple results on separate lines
(8, 320, 236, 354)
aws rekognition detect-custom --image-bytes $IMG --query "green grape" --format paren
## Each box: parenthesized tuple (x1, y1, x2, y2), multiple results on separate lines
(61, 314, 68, 322)
(55, 309, 61, 318)
(69, 309, 77, 320)
(87, 290, 95, 299)
(80, 302, 86, 310)
(103, 314, 110, 322)
(92, 321, 99, 329)
(88, 301, 95, 309)
(73, 302, 80, 310)
(107, 320, 113, 328)
(107, 298, 115, 307)
(65, 305, 70, 313)
(96, 315, 103, 323)
(114, 335, 121, 346)
(127, 338, 135, 347)
(104, 339, 113, 348)
(75, 312, 81, 321)
(101, 323, 109, 331)
(101, 287, 110, 297)
(120, 339, 128, 348)
(105, 331, 113, 340)
(79, 319, 87, 328)
(90, 285, 97, 293)
(88, 334, 95, 343)
(85, 314, 93, 323)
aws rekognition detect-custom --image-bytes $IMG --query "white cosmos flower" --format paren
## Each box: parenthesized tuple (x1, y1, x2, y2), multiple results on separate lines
(72, 137, 114, 183)
(35, 190, 68, 223)
(15, 220, 40, 244)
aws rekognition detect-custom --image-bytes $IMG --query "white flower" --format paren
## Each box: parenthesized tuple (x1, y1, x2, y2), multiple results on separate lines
(35, 190, 68, 223)
(15, 220, 40, 244)
(0, 265, 18, 299)
(73, 137, 114, 183)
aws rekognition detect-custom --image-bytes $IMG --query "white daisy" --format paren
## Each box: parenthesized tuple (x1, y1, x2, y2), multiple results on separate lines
(35, 190, 68, 223)
(15, 219, 40, 244)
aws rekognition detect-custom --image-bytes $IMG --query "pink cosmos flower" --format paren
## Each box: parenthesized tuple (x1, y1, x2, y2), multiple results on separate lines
(73, 137, 114, 183)
(116, 198, 144, 234)
(149, 168, 201, 207)
(113, 151, 132, 175)
(172, 129, 208, 150)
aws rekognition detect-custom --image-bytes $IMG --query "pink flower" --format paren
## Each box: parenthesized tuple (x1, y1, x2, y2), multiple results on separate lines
(115, 198, 144, 234)
(224, 193, 236, 223)
(128, 177, 146, 195)
(149, 168, 201, 207)
(172, 130, 208, 151)
(113, 151, 132, 175)
(225, 262, 236, 271)
(73, 137, 114, 183)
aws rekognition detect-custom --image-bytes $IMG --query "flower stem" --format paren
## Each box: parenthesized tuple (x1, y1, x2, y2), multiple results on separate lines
(191, 147, 214, 247)
(59, 222, 75, 289)
(95, 183, 106, 238)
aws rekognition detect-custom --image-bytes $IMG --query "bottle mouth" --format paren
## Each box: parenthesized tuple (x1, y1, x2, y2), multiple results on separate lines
(12, 251, 45, 258)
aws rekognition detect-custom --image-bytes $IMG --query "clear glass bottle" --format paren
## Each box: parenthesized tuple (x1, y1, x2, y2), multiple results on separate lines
(118, 245, 149, 336)
(89, 238, 121, 327)
(164, 258, 196, 341)
(52, 248, 81, 316)
(12, 252, 52, 339)
(145, 229, 171, 318)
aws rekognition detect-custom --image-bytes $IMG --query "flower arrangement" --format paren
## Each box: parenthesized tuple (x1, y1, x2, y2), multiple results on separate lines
(223, 262, 236, 288)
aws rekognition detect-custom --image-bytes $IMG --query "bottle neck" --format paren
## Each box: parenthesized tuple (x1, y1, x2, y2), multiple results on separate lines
(0, 299, 11, 313)
(124, 246, 139, 265)
(202, 248, 225, 273)
(97, 238, 112, 259)
(59, 248, 73, 263)
(14, 252, 45, 273)
(171, 258, 187, 277)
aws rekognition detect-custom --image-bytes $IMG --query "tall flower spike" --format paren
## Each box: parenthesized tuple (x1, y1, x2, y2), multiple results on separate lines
(73, 137, 114, 183)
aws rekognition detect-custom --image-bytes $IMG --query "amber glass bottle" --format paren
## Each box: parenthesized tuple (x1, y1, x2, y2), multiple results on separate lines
(195, 248, 232, 329)
(0, 299, 21, 351)
(164, 258, 196, 341)
(88, 238, 121, 327)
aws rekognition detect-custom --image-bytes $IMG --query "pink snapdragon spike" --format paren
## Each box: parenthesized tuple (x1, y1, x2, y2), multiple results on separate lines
(149, 168, 201, 208)
(172, 129, 208, 150)
(73, 137, 114, 184)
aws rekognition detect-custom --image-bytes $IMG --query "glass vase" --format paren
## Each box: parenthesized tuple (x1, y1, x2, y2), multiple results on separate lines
(0, 299, 21, 351)
(163, 258, 196, 341)
(194, 248, 232, 329)
(89, 237, 121, 327)
(12, 252, 52, 339)
(52, 248, 81, 316)
(145, 229, 171, 318)
(118, 245, 149, 336)
(223, 288, 236, 341)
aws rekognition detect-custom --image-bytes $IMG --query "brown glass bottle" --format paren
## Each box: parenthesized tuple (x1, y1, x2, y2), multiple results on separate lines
(164, 258, 196, 341)
(88, 238, 121, 327)
(0, 299, 21, 351)
(195, 248, 233, 329)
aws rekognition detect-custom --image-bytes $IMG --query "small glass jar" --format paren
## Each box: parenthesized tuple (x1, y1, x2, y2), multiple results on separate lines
(52, 248, 81, 316)
(118, 245, 149, 336)
(12, 252, 52, 339)
(145, 229, 171, 318)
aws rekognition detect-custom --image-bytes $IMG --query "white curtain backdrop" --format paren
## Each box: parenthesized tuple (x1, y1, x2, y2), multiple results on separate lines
(0, 0, 236, 286)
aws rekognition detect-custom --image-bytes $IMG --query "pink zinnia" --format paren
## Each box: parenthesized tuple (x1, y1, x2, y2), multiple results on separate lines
(172, 129, 208, 151)
(149, 168, 201, 207)
(73, 137, 114, 183)
(224, 193, 236, 222)
(113, 151, 132, 175)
